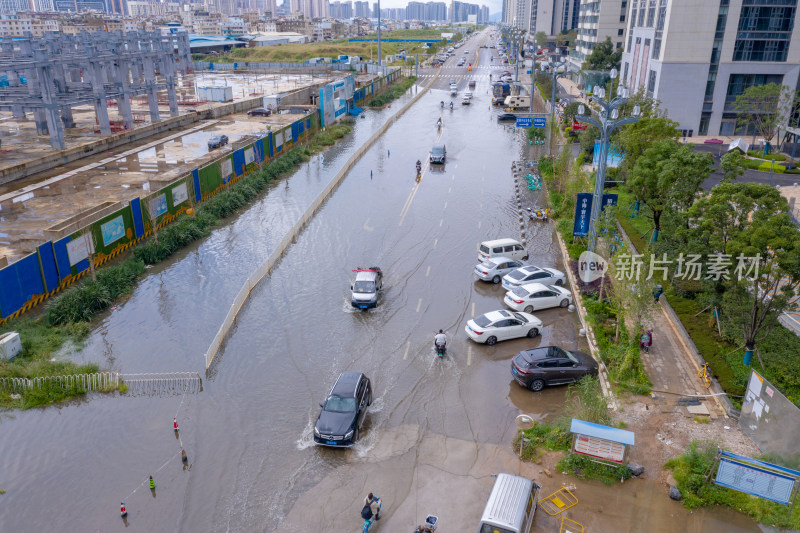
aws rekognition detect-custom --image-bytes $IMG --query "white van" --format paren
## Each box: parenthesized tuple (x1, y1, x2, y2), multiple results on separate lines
(477, 473, 539, 533)
(478, 238, 528, 262)
(504, 95, 530, 109)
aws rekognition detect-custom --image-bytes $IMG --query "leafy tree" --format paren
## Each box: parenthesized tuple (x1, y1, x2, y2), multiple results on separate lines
(683, 183, 800, 363)
(578, 125, 600, 156)
(616, 89, 666, 119)
(535, 31, 548, 48)
(557, 30, 577, 50)
(582, 37, 622, 71)
(734, 83, 798, 153)
(615, 117, 680, 173)
(720, 150, 746, 183)
(563, 101, 581, 124)
(628, 140, 713, 242)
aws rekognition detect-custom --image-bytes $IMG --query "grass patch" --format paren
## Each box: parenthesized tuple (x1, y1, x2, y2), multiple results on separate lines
(366, 76, 417, 107)
(1, 124, 353, 410)
(515, 376, 610, 461)
(666, 441, 800, 529)
(557, 453, 633, 484)
(747, 150, 786, 162)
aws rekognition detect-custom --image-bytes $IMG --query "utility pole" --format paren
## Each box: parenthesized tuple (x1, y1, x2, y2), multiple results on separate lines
(377, 0, 382, 68)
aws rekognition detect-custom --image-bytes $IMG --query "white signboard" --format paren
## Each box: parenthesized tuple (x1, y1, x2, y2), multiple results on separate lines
(573, 434, 626, 463)
(275, 130, 284, 149)
(172, 182, 188, 206)
(220, 159, 233, 181)
(66, 234, 93, 266)
(244, 147, 255, 165)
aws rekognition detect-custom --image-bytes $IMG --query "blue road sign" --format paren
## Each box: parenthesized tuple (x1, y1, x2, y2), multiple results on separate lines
(515, 117, 533, 127)
(601, 193, 618, 210)
(573, 193, 593, 237)
(533, 117, 546, 128)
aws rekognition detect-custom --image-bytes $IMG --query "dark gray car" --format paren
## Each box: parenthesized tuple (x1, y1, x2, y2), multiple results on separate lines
(430, 145, 446, 164)
(510, 346, 598, 391)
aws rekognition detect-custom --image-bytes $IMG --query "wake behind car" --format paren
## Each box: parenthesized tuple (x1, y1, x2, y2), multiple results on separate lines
(504, 282, 573, 313)
(207, 134, 229, 149)
(351, 267, 383, 309)
(465, 310, 542, 346)
(313, 371, 372, 447)
(502, 265, 565, 289)
(511, 346, 598, 391)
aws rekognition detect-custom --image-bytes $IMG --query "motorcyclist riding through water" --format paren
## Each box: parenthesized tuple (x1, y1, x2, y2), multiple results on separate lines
(416, 159, 422, 174)
(437, 117, 442, 129)
(434, 329, 447, 354)
(449, 101, 454, 109)
(440, 100, 444, 108)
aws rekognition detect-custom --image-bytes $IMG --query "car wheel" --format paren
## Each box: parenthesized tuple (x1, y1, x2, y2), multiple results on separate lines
(560, 299, 569, 308)
(527, 327, 539, 338)
(522, 254, 529, 260)
(486, 336, 497, 346)
(529, 379, 545, 392)
(353, 428, 360, 443)
(555, 279, 564, 286)
(492, 275, 501, 284)
(524, 305, 534, 314)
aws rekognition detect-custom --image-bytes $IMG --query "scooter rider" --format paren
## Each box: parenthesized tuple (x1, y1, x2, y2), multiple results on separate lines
(416, 159, 422, 173)
(434, 329, 447, 349)
(440, 100, 444, 108)
(363, 493, 381, 521)
(449, 101, 454, 109)
(436, 117, 442, 128)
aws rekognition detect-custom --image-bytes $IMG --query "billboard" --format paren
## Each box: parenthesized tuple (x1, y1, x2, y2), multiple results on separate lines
(573, 193, 592, 237)
(319, 76, 355, 127)
(714, 450, 799, 505)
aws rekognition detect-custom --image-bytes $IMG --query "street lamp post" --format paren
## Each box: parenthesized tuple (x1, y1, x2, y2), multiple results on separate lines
(575, 69, 641, 252)
(541, 58, 566, 155)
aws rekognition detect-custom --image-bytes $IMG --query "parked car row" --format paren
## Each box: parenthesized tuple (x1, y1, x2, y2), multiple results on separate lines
(466, 237, 596, 391)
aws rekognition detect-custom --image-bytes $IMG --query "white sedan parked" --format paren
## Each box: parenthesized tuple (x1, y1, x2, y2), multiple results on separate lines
(502, 265, 565, 290)
(474, 257, 526, 283)
(503, 283, 573, 313)
(465, 309, 542, 346)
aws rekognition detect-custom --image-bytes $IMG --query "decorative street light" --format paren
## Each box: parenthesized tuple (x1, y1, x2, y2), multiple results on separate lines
(575, 68, 641, 252)
(540, 58, 566, 154)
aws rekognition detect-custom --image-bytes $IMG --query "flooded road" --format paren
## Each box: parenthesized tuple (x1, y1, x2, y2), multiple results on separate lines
(0, 36, 763, 533)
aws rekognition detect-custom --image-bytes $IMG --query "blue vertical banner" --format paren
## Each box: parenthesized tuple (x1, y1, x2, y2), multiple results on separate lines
(601, 193, 618, 211)
(573, 193, 593, 237)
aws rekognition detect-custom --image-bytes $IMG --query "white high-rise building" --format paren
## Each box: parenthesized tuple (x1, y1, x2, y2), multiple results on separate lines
(574, 0, 627, 60)
(620, 0, 800, 137)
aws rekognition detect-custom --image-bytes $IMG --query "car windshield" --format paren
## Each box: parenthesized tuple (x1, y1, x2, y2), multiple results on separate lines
(323, 396, 356, 413)
(511, 286, 528, 298)
(480, 260, 497, 269)
(546, 284, 560, 292)
(353, 281, 375, 293)
(473, 315, 492, 328)
(564, 350, 579, 364)
(432, 147, 445, 155)
(508, 269, 527, 280)
(479, 244, 489, 254)
(512, 312, 528, 322)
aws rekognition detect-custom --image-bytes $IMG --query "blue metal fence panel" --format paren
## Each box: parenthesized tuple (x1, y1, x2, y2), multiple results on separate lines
(192, 169, 201, 203)
(130, 197, 145, 238)
(306, 118, 311, 130)
(291, 122, 299, 142)
(53, 236, 72, 282)
(37, 242, 59, 292)
(268, 133, 274, 158)
(233, 148, 246, 176)
(254, 138, 264, 162)
(0, 253, 45, 318)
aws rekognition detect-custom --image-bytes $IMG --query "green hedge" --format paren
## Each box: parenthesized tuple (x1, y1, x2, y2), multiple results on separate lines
(758, 160, 785, 173)
(366, 76, 417, 107)
(747, 150, 787, 161)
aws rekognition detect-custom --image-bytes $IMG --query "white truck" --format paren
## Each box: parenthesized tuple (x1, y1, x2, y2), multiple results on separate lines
(503, 95, 530, 109)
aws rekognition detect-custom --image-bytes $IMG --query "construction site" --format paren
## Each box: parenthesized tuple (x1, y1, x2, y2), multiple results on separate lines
(0, 30, 380, 266)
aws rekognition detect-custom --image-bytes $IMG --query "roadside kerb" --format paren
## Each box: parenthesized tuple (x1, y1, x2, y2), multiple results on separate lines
(204, 73, 438, 370)
(615, 221, 734, 418)
(512, 160, 618, 410)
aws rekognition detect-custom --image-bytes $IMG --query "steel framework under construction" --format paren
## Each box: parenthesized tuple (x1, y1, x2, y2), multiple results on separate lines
(0, 30, 191, 150)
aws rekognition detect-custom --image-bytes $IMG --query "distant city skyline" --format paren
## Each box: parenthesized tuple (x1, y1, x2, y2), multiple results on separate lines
(373, 0, 500, 16)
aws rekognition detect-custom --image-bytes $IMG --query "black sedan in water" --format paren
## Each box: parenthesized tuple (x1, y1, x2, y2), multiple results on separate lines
(313, 371, 372, 447)
(207, 134, 229, 149)
(511, 346, 598, 392)
(498, 113, 517, 121)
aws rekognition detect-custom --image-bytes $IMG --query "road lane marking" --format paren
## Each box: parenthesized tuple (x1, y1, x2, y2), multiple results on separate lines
(448, 186, 452, 193)
(416, 298, 422, 312)
(363, 218, 374, 231)
(439, 218, 443, 227)
(403, 341, 410, 360)
(433, 238, 438, 248)
(443, 201, 448, 209)
(467, 345, 472, 366)
(478, 220, 482, 229)
(472, 302, 475, 316)
(426, 265, 431, 277)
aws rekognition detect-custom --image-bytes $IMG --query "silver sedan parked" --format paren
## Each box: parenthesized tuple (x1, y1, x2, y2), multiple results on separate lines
(502, 265, 565, 290)
(474, 257, 526, 284)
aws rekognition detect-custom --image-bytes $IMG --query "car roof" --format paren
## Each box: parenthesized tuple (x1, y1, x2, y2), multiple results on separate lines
(481, 309, 512, 322)
(354, 271, 378, 282)
(517, 265, 544, 274)
(330, 371, 363, 395)
(518, 282, 548, 292)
